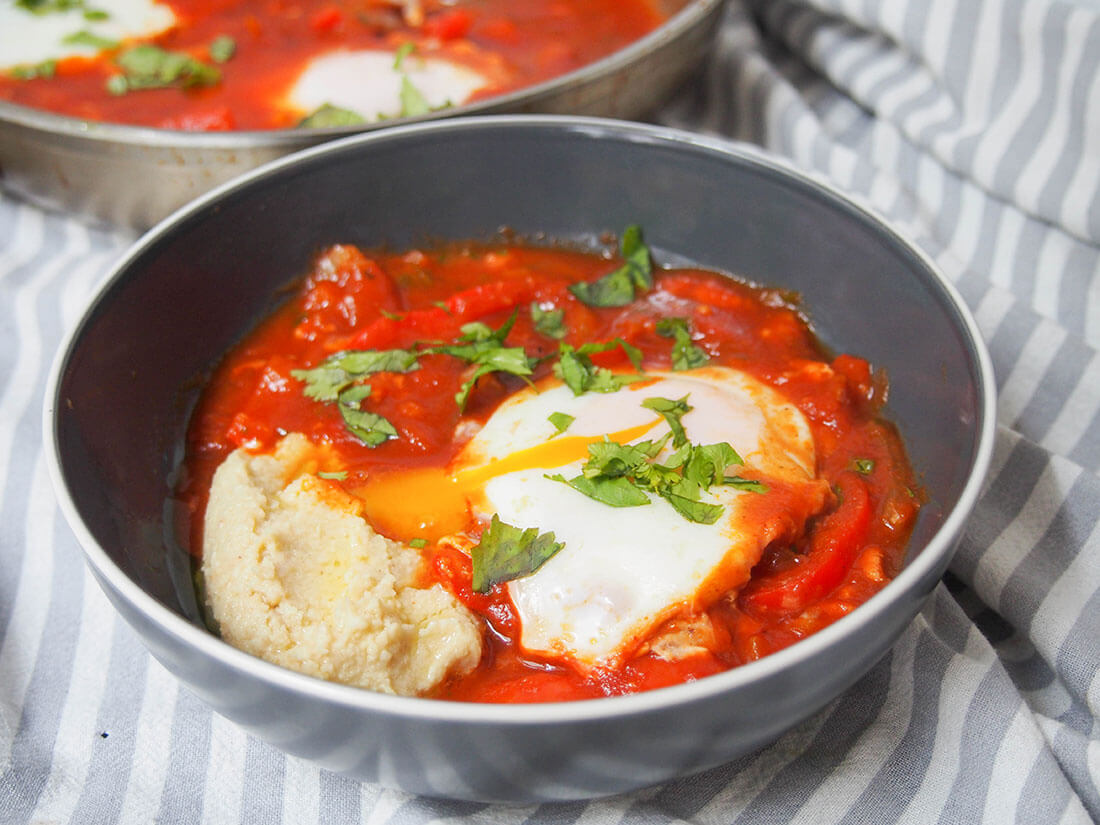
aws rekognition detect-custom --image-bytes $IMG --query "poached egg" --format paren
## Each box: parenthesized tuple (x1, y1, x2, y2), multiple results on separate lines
(357, 366, 830, 671)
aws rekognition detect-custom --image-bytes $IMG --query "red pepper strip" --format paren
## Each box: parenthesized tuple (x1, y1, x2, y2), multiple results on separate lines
(422, 8, 473, 40)
(349, 279, 537, 350)
(742, 472, 872, 615)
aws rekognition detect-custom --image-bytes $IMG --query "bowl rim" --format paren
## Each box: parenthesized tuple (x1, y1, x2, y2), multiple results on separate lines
(42, 114, 998, 725)
(0, 0, 722, 148)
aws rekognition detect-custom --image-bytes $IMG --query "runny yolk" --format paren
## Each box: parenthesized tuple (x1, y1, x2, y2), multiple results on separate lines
(352, 417, 660, 542)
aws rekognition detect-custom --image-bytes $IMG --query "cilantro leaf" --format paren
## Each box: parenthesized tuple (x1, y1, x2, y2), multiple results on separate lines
(553, 341, 645, 396)
(291, 348, 420, 401)
(337, 385, 398, 447)
(208, 35, 236, 63)
(683, 441, 742, 487)
(299, 103, 366, 128)
(109, 44, 221, 94)
(548, 411, 574, 436)
(568, 225, 654, 307)
(471, 515, 564, 593)
(723, 476, 769, 493)
(408, 538, 428, 548)
(531, 302, 566, 339)
(547, 473, 651, 507)
(852, 458, 875, 475)
(318, 470, 347, 480)
(62, 29, 118, 49)
(663, 490, 724, 524)
(656, 317, 709, 371)
(9, 59, 57, 80)
(641, 395, 692, 448)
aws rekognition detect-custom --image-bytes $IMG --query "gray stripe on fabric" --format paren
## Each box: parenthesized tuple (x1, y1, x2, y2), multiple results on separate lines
(729, 650, 895, 823)
(1016, 747, 1073, 823)
(1008, 217, 1045, 307)
(156, 689, 211, 823)
(1011, 332, 1094, 442)
(0, 214, 60, 645)
(952, 0, 1025, 172)
(520, 800, 588, 825)
(1037, 15, 1100, 232)
(1068, 402, 1100, 472)
(384, 795, 486, 825)
(935, 671, 1022, 825)
(999, 470, 1098, 627)
(1, 518, 86, 825)
(832, 629, 955, 825)
(989, 2, 1070, 199)
(1057, 243, 1100, 342)
(919, 1, 976, 147)
(240, 738, 287, 825)
(988, 303, 1040, 392)
(67, 620, 151, 825)
(318, 769, 364, 824)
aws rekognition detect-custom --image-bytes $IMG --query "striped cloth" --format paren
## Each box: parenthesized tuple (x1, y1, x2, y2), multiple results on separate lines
(2, 0, 1099, 821)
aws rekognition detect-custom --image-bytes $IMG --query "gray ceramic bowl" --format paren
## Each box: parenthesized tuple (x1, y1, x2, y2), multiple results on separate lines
(44, 116, 996, 803)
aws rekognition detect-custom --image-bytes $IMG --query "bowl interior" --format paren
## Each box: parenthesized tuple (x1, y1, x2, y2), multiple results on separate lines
(51, 118, 987, 637)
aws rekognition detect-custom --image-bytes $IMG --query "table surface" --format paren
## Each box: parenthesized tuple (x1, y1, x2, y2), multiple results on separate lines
(2, 1, 1099, 822)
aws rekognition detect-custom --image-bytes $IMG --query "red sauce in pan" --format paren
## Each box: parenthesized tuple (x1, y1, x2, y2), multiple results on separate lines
(0, 0, 665, 129)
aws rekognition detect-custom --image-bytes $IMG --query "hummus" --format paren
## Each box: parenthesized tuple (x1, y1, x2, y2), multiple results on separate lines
(201, 433, 483, 696)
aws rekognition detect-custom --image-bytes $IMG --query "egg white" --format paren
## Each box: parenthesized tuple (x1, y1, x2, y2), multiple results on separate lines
(1, 0, 175, 70)
(456, 367, 827, 669)
(285, 48, 487, 123)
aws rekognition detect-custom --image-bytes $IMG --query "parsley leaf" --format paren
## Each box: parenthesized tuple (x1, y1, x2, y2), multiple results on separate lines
(656, 317, 709, 371)
(568, 225, 654, 307)
(471, 515, 564, 593)
(531, 302, 566, 339)
(641, 395, 692, 448)
(548, 411, 574, 436)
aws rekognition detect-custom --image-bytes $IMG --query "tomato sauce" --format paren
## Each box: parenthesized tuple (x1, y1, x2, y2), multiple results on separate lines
(0, 0, 665, 129)
(179, 234, 921, 702)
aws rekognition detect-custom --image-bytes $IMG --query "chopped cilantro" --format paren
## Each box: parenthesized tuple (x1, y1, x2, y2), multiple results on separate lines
(568, 225, 653, 308)
(852, 458, 875, 475)
(62, 29, 118, 49)
(317, 470, 348, 480)
(408, 538, 428, 549)
(291, 348, 420, 402)
(208, 35, 236, 63)
(471, 515, 563, 593)
(298, 103, 366, 128)
(641, 395, 692, 448)
(553, 340, 645, 396)
(9, 60, 57, 80)
(656, 317, 709, 371)
(108, 44, 221, 94)
(547, 411, 574, 436)
(337, 385, 398, 446)
(531, 302, 566, 339)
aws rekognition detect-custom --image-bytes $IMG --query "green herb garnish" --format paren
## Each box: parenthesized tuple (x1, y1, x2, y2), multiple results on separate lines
(107, 44, 221, 95)
(298, 103, 366, 128)
(471, 515, 563, 593)
(9, 59, 57, 80)
(62, 29, 118, 49)
(656, 317, 709, 371)
(549, 397, 764, 524)
(208, 35, 236, 63)
(531, 302, 566, 339)
(408, 538, 428, 549)
(318, 470, 348, 480)
(852, 458, 875, 475)
(568, 225, 653, 307)
(431, 311, 536, 409)
(553, 339, 644, 396)
(337, 385, 398, 446)
(547, 411, 574, 436)
(291, 348, 421, 402)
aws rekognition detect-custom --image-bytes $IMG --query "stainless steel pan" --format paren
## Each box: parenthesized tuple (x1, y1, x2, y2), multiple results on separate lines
(0, 0, 724, 229)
